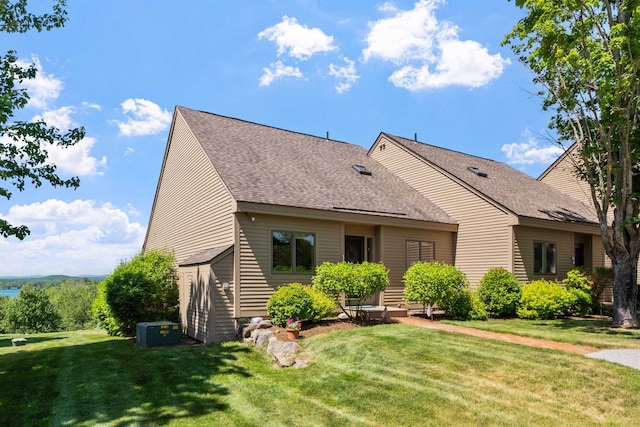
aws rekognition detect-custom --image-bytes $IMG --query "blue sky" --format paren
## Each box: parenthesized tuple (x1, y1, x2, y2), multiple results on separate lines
(0, 0, 565, 276)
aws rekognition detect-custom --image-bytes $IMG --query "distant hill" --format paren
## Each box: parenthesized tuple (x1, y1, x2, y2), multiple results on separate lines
(0, 275, 107, 289)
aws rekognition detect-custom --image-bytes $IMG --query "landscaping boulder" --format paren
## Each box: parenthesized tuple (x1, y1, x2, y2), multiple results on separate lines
(251, 329, 273, 347)
(266, 338, 300, 367)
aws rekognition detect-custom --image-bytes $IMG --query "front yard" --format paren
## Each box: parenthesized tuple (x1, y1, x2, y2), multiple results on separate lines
(1, 321, 639, 426)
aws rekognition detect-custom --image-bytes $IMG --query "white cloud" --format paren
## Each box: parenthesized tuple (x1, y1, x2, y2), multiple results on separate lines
(47, 136, 108, 176)
(124, 147, 135, 156)
(259, 61, 304, 87)
(114, 98, 172, 137)
(501, 132, 564, 165)
(82, 101, 102, 111)
(329, 56, 359, 94)
(258, 16, 337, 60)
(0, 199, 146, 276)
(362, 0, 509, 90)
(16, 56, 63, 109)
(32, 107, 107, 176)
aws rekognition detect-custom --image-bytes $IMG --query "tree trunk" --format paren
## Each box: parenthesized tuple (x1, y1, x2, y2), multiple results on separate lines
(612, 257, 639, 328)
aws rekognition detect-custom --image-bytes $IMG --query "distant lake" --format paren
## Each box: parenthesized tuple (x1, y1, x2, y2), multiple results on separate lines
(0, 289, 19, 298)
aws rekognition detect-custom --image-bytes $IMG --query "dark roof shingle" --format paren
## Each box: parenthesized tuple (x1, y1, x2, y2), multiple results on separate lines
(177, 107, 455, 225)
(384, 134, 598, 225)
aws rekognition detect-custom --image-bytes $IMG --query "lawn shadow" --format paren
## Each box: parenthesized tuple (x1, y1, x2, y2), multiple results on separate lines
(0, 336, 253, 426)
(549, 318, 640, 340)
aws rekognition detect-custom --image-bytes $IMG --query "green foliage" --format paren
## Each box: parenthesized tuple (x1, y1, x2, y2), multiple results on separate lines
(0, 295, 11, 333)
(477, 267, 522, 318)
(403, 261, 467, 315)
(1, 1, 85, 239)
(266, 283, 338, 326)
(100, 249, 179, 336)
(306, 285, 337, 322)
(3, 285, 61, 333)
(312, 261, 388, 319)
(266, 283, 315, 327)
(48, 280, 99, 330)
(563, 269, 592, 317)
(590, 267, 614, 312)
(517, 280, 574, 320)
(504, 0, 640, 327)
(92, 281, 120, 335)
(443, 289, 488, 321)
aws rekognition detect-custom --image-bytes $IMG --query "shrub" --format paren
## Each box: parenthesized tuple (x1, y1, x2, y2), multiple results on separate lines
(517, 280, 574, 320)
(591, 267, 614, 313)
(306, 286, 337, 321)
(403, 261, 467, 316)
(563, 269, 592, 317)
(477, 267, 522, 318)
(48, 280, 99, 331)
(4, 285, 61, 333)
(443, 289, 488, 321)
(312, 262, 389, 320)
(99, 249, 179, 336)
(266, 283, 315, 327)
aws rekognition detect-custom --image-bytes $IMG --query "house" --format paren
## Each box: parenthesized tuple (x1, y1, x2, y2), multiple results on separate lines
(369, 133, 604, 285)
(143, 107, 458, 343)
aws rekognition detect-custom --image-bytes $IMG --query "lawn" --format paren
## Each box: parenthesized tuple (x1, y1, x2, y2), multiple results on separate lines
(1, 324, 640, 426)
(443, 317, 640, 349)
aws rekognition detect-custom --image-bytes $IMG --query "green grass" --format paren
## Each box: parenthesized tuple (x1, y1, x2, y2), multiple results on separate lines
(442, 317, 640, 349)
(2, 325, 640, 426)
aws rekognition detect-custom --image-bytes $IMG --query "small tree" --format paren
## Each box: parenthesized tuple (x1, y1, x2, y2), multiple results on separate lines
(266, 283, 315, 327)
(403, 261, 468, 316)
(0, 295, 11, 333)
(477, 267, 522, 318)
(98, 249, 179, 336)
(312, 261, 388, 320)
(4, 285, 61, 333)
(48, 280, 99, 330)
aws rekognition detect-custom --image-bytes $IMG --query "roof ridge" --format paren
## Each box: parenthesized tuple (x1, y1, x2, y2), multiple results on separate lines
(383, 132, 497, 163)
(177, 105, 354, 147)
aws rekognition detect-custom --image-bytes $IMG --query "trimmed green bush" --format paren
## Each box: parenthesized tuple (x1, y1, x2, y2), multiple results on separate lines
(266, 283, 315, 326)
(97, 249, 179, 336)
(403, 261, 468, 316)
(563, 269, 592, 316)
(444, 289, 488, 320)
(517, 280, 574, 320)
(312, 261, 388, 320)
(306, 286, 337, 321)
(477, 267, 522, 318)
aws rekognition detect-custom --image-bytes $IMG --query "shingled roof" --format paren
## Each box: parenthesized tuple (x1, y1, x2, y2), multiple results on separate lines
(382, 133, 598, 225)
(177, 107, 455, 225)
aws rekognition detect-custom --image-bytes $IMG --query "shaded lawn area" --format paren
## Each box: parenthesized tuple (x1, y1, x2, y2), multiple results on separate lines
(442, 317, 640, 349)
(1, 325, 639, 426)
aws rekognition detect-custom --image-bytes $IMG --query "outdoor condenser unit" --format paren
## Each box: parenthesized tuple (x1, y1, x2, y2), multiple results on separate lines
(136, 322, 181, 347)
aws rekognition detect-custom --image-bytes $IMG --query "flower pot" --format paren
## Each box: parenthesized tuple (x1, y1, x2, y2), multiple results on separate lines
(286, 329, 300, 340)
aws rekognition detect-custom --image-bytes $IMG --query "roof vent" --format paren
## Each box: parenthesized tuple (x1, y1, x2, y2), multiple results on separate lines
(468, 166, 488, 177)
(353, 165, 372, 176)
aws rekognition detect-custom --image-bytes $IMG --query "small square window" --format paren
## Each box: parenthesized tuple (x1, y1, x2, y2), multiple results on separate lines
(534, 242, 556, 274)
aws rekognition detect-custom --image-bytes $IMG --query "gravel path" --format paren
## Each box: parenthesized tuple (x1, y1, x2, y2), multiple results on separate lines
(586, 349, 640, 370)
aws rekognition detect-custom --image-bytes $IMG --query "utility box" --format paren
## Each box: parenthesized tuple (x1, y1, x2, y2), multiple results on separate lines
(136, 322, 181, 347)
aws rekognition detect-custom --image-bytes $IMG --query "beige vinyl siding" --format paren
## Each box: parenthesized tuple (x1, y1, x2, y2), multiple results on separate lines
(512, 226, 574, 282)
(539, 148, 593, 206)
(371, 137, 511, 285)
(178, 251, 235, 343)
(237, 213, 342, 317)
(378, 225, 455, 305)
(144, 110, 235, 264)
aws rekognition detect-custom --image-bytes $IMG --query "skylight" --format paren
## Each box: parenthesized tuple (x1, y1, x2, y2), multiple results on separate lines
(468, 166, 488, 177)
(353, 165, 372, 176)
